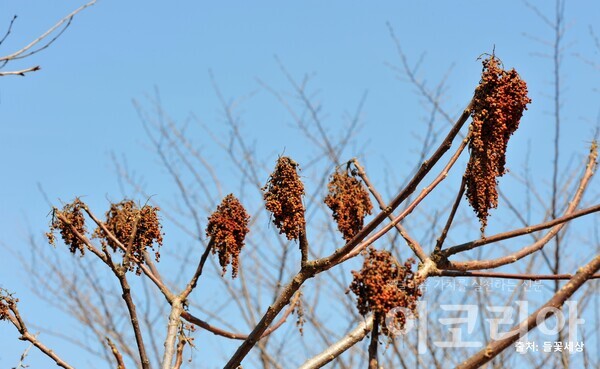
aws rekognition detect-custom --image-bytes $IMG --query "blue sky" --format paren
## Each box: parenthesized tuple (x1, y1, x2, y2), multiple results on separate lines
(1, 1, 599, 368)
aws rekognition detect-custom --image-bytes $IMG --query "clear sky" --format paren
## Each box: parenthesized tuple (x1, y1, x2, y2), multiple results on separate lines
(1, 1, 599, 368)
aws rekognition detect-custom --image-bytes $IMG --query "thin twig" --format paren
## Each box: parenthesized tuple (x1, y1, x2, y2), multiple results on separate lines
(433, 176, 466, 254)
(275, 56, 340, 164)
(0, 65, 40, 76)
(180, 291, 301, 340)
(0, 15, 17, 46)
(352, 158, 428, 262)
(180, 240, 213, 300)
(436, 270, 600, 280)
(14, 338, 35, 369)
(106, 337, 126, 369)
(113, 268, 151, 369)
(0, 0, 97, 62)
(441, 203, 600, 257)
(386, 22, 463, 135)
(455, 254, 600, 369)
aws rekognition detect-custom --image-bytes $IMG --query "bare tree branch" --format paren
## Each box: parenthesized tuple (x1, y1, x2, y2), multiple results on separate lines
(299, 316, 374, 369)
(0, 292, 75, 369)
(0, 0, 96, 62)
(106, 337, 127, 369)
(437, 270, 600, 280)
(0, 65, 39, 76)
(446, 142, 597, 271)
(0, 0, 96, 76)
(455, 253, 600, 369)
(223, 101, 473, 368)
(441, 203, 600, 257)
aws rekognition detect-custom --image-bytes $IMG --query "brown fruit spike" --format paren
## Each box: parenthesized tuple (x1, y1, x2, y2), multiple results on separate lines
(93, 200, 163, 274)
(262, 156, 306, 240)
(0, 290, 17, 321)
(48, 198, 87, 255)
(347, 247, 422, 336)
(465, 56, 531, 232)
(206, 194, 250, 278)
(324, 169, 373, 241)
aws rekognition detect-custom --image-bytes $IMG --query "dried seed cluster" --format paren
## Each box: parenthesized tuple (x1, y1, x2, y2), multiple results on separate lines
(206, 194, 250, 278)
(262, 157, 306, 240)
(0, 303, 6, 321)
(324, 169, 373, 241)
(47, 199, 87, 255)
(466, 56, 531, 231)
(93, 200, 163, 273)
(348, 247, 421, 336)
(0, 289, 17, 322)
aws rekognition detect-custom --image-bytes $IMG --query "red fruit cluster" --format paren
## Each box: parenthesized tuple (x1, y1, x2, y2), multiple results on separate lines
(262, 157, 306, 240)
(348, 247, 421, 336)
(466, 56, 531, 231)
(93, 200, 163, 274)
(206, 194, 250, 278)
(47, 199, 87, 255)
(324, 169, 373, 241)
